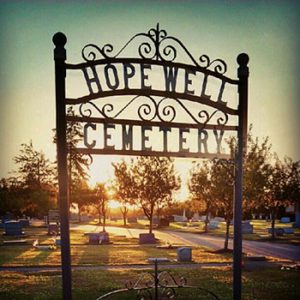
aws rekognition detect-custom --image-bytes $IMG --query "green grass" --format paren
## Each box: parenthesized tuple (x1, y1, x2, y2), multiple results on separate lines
(0, 267, 299, 299)
(0, 227, 232, 267)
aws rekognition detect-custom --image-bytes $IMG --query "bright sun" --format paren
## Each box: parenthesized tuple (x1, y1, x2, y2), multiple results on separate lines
(108, 200, 121, 209)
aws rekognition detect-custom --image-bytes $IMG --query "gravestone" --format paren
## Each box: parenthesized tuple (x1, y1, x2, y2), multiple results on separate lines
(177, 247, 192, 262)
(268, 228, 284, 236)
(48, 223, 59, 235)
(283, 227, 294, 234)
(139, 233, 156, 244)
(87, 232, 110, 244)
(127, 217, 138, 223)
(242, 221, 253, 234)
(99, 231, 110, 243)
(4, 221, 23, 236)
(159, 218, 170, 227)
(19, 219, 30, 227)
(208, 220, 219, 230)
(280, 217, 290, 223)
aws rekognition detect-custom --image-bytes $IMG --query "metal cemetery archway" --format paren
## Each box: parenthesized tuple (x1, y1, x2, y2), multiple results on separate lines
(53, 24, 249, 300)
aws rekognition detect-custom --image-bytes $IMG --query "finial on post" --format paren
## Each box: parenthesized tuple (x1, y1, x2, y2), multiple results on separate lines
(53, 32, 67, 47)
(53, 32, 67, 61)
(237, 53, 249, 78)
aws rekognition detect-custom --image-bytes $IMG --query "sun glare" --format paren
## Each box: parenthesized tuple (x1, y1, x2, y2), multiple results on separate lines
(108, 200, 121, 209)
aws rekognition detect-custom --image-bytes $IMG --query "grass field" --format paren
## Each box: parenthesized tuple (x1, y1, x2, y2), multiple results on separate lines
(1, 222, 300, 299)
(0, 267, 300, 299)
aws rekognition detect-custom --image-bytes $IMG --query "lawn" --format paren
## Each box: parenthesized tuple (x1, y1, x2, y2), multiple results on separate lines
(1, 225, 300, 299)
(0, 267, 299, 299)
(0, 226, 232, 267)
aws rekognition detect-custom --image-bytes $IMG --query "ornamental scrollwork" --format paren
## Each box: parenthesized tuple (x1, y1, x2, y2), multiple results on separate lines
(77, 96, 229, 127)
(81, 23, 227, 75)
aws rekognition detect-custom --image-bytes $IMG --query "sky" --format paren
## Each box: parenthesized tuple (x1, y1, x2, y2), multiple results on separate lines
(0, 0, 299, 196)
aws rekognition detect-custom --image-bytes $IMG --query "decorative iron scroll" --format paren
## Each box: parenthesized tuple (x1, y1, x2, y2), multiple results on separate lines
(95, 261, 220, 300)
(77, 96, 230, 128)
(81, 23, 227, 75)
(65, 24, 241, 159)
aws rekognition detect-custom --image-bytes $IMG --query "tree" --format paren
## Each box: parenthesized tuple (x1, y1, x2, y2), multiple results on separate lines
(243, 131, 272, 217)
(188, 161, 215, 232)
(91, 183, 110, 231)
(285, 159, 300, 227)
(12, 142, 56, 217)
(263, 157, 295, 238)
(71, 180, 94, 222)
(210, 158, 235, 250)
(14, 141, 55, 190)
(131, 156, 180, 234)
(112, 160, 137, 226)
(53, 107, 90, 209)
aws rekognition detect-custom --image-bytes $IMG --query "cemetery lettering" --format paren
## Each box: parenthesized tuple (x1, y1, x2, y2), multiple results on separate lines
(81, 62, 229, 157)
(82, 63, 226, 103)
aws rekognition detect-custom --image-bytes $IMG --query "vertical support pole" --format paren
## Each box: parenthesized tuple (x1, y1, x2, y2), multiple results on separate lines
(154, 259, 158, 300)
(233, 53, 249, 300)
(53, 32, 72, 300)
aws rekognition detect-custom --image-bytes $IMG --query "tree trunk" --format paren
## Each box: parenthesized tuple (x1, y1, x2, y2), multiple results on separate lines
(271, 211, 276, 239)
(78, 206, 81, 222)
(121, 206, 127, 226)
(224, 219, 230, 250)
(149, 216, 153, 234)
(204, 211, 209, 233)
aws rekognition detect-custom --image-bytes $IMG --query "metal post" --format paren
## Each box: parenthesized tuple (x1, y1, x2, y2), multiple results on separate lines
(233, 53, 249, 300)
(53, 32, 72, 300)
(154, 259, 158, 300)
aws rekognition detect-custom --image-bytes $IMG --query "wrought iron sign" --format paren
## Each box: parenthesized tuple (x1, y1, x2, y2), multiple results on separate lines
(64, 24, 240, 159)
(53, 24, 249, 300)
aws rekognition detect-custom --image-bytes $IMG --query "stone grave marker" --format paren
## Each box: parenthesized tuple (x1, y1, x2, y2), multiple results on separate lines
(139, 233, 156, 244)
(4, 221, 23, 236)
(177, 247, 192, 262)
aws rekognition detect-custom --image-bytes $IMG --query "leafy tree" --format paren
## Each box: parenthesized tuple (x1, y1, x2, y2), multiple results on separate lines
(91, 183, 110, 231)
(188, 161, 214, 232)
(53, 107, 90, 209)
(11, 142, 56, 217)
(243, 131, 272, 216)
(71, 180, 94, 222)
(131, 156, 180, 234)
(14, 141, 55, 190)
(211, 158, 235, 250)
(112, 160, 137, 226)
(285, 159, 300, 227)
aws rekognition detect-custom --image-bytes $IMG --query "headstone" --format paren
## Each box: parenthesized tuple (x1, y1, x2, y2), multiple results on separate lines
(19, 219, 30, 227)
(173, 215, 187, 222)
(139, 233, 156, 244)
(177, 247, 192, 262)
(159, 218, 170, 227)
(268, 228, 284, 236)
(55, 237, 61, 246)
(280, 217, 290, 223)
(283, 227, 294, 234)
(208, 220, 219, 229)
(48, 210, 60, 223)
(4, 221, 23, 236)
(88, 233, 100, 244)
(99, 231, 110, 244)
(242, 221, 253, 234)
(128, 217, 138, 223)
(48, 223, 59, 235)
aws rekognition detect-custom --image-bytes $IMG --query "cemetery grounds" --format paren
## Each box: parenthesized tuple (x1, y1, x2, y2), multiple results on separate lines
(0, 220, 300, 299)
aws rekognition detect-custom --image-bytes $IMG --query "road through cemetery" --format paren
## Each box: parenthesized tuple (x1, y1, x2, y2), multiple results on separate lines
(72, 224, 300, 261)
